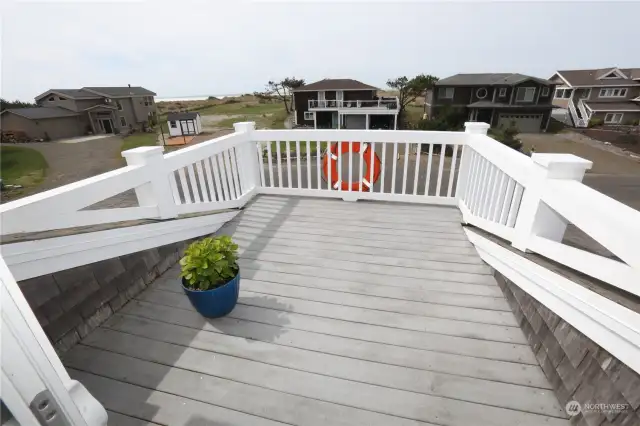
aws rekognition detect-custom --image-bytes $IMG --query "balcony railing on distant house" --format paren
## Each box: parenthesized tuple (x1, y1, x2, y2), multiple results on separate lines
(2, 121, 639, 425)
(308, 97, 399, 111)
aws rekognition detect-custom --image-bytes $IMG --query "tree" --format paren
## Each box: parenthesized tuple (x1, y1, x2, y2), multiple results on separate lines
(1, 98, 36, 112)
(264, 77, 305, 113)
(387, 74, 438, 128)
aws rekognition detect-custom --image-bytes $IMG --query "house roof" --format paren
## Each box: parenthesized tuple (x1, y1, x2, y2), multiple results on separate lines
(82, 86, 157, 97)
(554, 68, 640, 87)
(1, 107, 79, 120)
(167, 112, 200, 121)
(34, 89, 101, 101)
(435, 73, 552, 86)
(294, 79, 378, 92)
(584, 102, 640, 112)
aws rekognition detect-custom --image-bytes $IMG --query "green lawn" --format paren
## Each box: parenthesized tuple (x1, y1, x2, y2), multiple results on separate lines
(198, 102, 284, 116)
(0, 145, 48, 188)
(120, 132, 158, 153)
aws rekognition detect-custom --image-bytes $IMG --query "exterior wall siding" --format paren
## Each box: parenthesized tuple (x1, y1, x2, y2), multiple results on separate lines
(591, 111, 640, 124)
(495, 273, 640, 426)
(294, 91, 317, 126)
(1, 113, 85, 140)
(433, 86, 472, 106)
(17, 239, 195, 354)
(587, 86, 640, 103)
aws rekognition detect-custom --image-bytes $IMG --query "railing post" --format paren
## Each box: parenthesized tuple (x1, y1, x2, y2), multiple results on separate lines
(464, 122, 490, 135)
(456, 123, 490, 214)
(233, 121, 259, 193)
(122, 146, 178, 219)
(511, 153, 592, 251)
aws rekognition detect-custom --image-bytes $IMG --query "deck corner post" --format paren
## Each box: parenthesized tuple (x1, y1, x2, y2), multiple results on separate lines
(464, 122, 490, 135)
(122, 146, 178, 220)
(233, 122, 260, 194)
(511, 153, 592, 251)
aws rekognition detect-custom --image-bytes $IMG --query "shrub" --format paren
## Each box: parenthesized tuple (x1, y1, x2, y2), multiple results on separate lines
(588, 117, 603, 128)
(223, 98, 240, 104)
(632, 119, 639, 126)
(180, 236, 239, 291)
(489, 122, 523, 151)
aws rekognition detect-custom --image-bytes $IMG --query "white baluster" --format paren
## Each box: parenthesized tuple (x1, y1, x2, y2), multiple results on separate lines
(424, 144, 433, 196)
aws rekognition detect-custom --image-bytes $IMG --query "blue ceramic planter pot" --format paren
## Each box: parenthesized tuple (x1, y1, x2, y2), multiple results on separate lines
(182, 272, 240, 318)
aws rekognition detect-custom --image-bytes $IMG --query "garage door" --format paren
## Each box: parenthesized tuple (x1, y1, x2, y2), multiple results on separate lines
(497, 114, 543, 133)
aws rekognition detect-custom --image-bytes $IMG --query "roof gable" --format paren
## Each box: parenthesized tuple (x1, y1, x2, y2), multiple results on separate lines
(35, 89, 100, 101)
(556, 68, 640, 86)
(597, 68, 628, 80)
(294, 79, 378, 92)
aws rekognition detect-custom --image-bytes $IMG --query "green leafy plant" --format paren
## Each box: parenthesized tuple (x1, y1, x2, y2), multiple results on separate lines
(588, 117, 603, 128)
(180, 236, 239, 291)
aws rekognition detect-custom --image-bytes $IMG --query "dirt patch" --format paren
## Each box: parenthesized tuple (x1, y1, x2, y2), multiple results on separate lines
(518, 133, 640, 175)
(578, 128, 640, 155)
(200, 114, 244, 132)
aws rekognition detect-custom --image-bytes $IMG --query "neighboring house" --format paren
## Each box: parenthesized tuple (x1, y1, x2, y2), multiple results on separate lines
(0, 85, 156, 140)
(292, 79, 399, 129)
(549, 67, 640, 127)
(167, 112, 202, 137)
(425, 73, 556, 133)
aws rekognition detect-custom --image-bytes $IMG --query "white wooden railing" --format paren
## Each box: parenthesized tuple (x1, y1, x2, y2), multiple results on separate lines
(459, 124, 640, 295)
(1, 120, 639, 374)
(309, 97, 399, 110)
(568, 99, 587, 127)
(458, 122, 640, 373)
(577, 99, 591, 123)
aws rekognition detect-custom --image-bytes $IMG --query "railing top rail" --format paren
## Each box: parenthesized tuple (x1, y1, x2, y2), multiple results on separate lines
(541, 180, 640, 269)
(252, 129, 471, 144)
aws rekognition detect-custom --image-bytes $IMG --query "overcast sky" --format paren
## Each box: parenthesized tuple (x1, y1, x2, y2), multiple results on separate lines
(2, 1, 638, 101)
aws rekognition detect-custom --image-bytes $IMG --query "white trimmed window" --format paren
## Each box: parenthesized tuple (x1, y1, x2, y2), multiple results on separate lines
(516, 87, 535, 102)
(476, 88, 488, 99)
(116, 100, 123, 111)
(541, 87, 550, 96)
(555, 88, 571, 99)
(438, 87, 454, 99)
(499, 87, 507, 97)
(119, 116, 127, 127)
(304, 111, 314, 120)
(599, 88, 628, 98)
(170, 121, 177, 128)
(604, 113, 623, 124)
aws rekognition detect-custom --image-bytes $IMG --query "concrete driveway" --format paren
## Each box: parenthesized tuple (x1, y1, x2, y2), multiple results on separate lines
(11, 136, 126, 199)
(519, 132, 640, 211)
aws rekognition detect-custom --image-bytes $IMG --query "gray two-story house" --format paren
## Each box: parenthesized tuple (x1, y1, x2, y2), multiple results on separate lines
(1, 86, 156, 141)
(425, 73, 556, 133)
(549, 67, 640, 127)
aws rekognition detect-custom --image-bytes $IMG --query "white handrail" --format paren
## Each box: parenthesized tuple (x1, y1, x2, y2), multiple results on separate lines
(568, 99, 587, 127)
(308, 97, 399, 110)
(458, 123, 640, 296)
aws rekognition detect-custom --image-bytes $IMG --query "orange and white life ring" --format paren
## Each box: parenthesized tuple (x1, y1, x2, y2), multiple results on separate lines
(322, 142, 381, 191)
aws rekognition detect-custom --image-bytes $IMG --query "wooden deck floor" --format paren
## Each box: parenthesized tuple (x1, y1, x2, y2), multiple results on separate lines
(63, 195, 569, 426)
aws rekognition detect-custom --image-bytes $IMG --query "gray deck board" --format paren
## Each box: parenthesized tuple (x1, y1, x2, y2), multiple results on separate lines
(64, 195, 567, 426)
